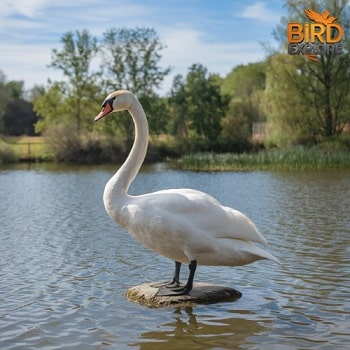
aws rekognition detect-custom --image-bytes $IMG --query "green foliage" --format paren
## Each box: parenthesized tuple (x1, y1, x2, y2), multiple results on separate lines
(102, 27, 170, 95)
(169, 64, 229, 148)
(34, 82, 71, 133)
(4, 10, 350, 163)
(3, 98, 38, 136)
(5, 80, 24, 99)
(168, 74, 188, 140)
(187, 64, 228, 141)
(43, 123, 121, 162)
(0, 71, 38, 136)
(0, 73, 12, 134)
(267, 0, 350, 146)
(142, 95, 169, 135)
(50, 30, 99, 82)
(221, 62, 266, 141)
(264, 54, 311, 146)
(0, 138, 17, 163)
(101, 27, 171, 138)
(48, 29, 101, 134)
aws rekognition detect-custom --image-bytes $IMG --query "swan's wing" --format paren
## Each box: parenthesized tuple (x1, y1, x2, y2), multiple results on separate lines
(129, 188, 268, 246)
(217, 206, 268, 246)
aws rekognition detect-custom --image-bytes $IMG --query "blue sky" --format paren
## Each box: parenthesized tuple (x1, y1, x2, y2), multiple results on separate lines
(0, 0, 284, 94)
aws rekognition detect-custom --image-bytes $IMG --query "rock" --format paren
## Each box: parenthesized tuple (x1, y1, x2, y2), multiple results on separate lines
(125, 282, 242, 308)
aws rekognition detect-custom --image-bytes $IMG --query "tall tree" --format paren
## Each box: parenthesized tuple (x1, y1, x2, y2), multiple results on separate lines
(268, 0, 350, 145)
(0, 74, 37, 136)
(169, 64, 229, 146)
(186, 64, 227, 142)
(34, 82, 70, 133)
(101, 27, 171, 142)
(48, 29, 100, 133)
(0, 71, 11, 134)
(5, 80, 24, 99)
(221, 62, 266, 140)
(3, 99, 38, 136)
(102, 27, 170, 95)
(168, 74, 188, 140)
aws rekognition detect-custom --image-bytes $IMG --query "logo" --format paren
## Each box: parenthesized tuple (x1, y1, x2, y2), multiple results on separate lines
(288, 9, 344, 61)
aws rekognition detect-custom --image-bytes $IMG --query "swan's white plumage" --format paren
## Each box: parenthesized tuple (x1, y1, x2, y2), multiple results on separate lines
(106, 187, 279, 266)
(96, 90, 280, 274)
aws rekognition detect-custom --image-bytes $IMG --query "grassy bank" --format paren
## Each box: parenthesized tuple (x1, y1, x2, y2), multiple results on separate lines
(0, 138, 17, 163)
(0, 136, 54, 163)
(2, 136, 350, 171)
(177, 146, 350, 171)
(0, 135, 178, 164)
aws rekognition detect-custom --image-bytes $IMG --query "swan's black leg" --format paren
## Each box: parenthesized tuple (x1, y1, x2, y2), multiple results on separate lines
(172, 261, 181, 286)
(151, 261, 181, 288)
(157, 260, 197, 296)
(178, 260, 196, 294)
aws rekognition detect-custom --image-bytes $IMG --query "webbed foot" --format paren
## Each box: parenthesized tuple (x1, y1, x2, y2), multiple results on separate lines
(151, 280, 181, 288)
(156, 284, 192, 296)
(156, 260, 197, 297)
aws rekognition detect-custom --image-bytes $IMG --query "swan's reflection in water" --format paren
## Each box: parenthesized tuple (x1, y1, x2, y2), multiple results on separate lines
(134, 306, 269, 349)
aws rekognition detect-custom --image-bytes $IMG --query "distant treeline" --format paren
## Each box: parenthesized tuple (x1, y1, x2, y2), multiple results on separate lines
(1, 0, 350, 163)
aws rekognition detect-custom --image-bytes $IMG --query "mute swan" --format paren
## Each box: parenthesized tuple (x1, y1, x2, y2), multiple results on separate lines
(95, 90, 280, 296)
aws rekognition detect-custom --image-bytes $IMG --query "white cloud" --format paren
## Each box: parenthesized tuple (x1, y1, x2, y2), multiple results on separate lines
(0, 0, 48, 18)
(0, 42, 60, 87)
(158, 26, 264, 93)
(239, 1, 280, 23)
(0, 24, 266, 94)
(161, 26, 263, 73)
(0, 1, 277, 94)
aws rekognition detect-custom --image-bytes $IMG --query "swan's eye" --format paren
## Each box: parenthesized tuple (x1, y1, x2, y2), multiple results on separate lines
(102, 97, 116, 109)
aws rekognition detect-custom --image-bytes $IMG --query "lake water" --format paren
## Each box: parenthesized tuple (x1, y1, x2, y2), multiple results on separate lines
(0, 163, 349, 349)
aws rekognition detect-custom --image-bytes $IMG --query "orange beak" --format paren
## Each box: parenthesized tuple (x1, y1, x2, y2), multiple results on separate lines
(94, 102, 113, 122)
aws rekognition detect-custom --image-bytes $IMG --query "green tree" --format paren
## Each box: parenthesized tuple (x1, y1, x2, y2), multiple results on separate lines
(168, 74, 188, 140)
(33, 81, 98, 161)
(47, 29, 100, 133)
(3, 99, 38, 136)
(101, 27, 171, 141)
(0, 71, 11, 134)
(221, 62, 266, 140)
(102, 27, 170, 95)
(264, 54, 312, 146)
(268, 0, 350, 145)
(169, 64, 229, 148)
(27, 85, 46, 103)
(34, 82, 70, 133)
(5, 80, 24, 99)
(0, 74, 38, 136)
(186, 64, 227, 142)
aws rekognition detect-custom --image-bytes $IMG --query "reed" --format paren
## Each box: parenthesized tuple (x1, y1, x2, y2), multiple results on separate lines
(178, 146, 350, 171)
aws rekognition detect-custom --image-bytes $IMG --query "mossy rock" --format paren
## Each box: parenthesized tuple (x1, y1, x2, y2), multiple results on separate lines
(126, 282, 242, 308)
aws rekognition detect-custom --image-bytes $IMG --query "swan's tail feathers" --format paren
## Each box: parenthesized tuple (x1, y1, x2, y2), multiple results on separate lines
(257, 232, 268, 247)
(248, 242, 281, 265)
(264, 251, 281, 265)
(224, 207, 269, 247)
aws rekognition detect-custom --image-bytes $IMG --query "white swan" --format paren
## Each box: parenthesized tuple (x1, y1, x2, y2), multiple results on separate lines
(95, 90, 280, 295)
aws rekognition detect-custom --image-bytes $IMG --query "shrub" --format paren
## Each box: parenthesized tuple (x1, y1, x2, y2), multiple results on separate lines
(0, 140, 17, 163)
(44, 124, 126, 163)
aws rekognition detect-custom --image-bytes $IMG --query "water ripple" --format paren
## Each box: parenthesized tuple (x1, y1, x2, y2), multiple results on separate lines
(0, 166, 350, 349)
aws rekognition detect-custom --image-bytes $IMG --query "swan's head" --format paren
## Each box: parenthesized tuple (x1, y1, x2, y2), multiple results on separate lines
(94, 90, 134, 122)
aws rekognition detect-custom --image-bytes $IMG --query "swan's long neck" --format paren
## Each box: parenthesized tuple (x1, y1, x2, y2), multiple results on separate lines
(106, 97, 148, 200)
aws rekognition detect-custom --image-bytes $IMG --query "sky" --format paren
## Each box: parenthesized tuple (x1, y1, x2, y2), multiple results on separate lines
(0, 0, 284, 94)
